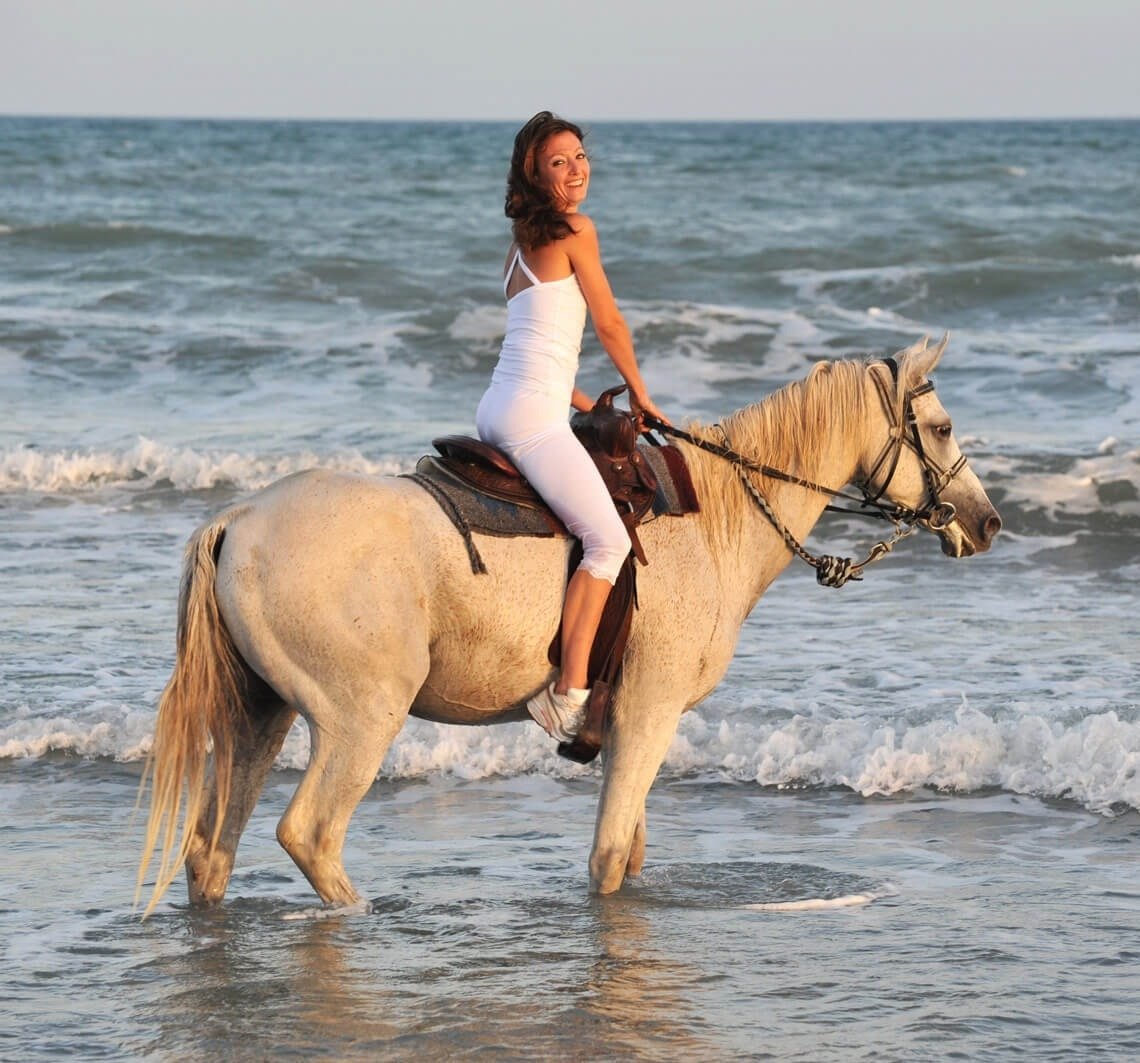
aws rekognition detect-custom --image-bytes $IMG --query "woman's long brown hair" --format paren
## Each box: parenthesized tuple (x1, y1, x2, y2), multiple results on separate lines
(505, 111, 586, 251)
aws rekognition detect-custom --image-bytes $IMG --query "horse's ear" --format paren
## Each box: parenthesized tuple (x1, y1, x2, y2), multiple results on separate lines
(896, 332, 949, 384)
(931, 331, 949, 365)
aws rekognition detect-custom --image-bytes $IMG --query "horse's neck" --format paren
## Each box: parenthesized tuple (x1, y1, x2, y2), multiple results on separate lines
(689, 380, 866, 615)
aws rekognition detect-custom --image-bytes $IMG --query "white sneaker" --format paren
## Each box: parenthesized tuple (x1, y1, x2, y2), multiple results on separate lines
(527, 682, 590, 742)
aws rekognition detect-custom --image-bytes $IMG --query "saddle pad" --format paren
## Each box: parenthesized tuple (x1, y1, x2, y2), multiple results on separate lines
(405, 443, 699, 541)
(644, 443, 701, 518)
(410, 455, 565, 538)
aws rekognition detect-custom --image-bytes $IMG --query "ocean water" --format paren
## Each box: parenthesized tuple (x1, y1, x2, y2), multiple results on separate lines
(1, 117, 1138, 1060)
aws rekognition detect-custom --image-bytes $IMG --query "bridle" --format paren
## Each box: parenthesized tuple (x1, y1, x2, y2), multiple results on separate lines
(642, 357, 970, 588)
(860, 356, 966, 532)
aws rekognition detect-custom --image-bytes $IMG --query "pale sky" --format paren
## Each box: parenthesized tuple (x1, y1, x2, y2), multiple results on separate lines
(2, 0, 1137, 121)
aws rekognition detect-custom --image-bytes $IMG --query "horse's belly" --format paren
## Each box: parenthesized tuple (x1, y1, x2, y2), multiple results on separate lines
(411, 624, 558, 724)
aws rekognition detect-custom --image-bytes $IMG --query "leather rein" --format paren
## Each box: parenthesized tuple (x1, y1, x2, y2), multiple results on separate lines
(642, 357, 968, 588)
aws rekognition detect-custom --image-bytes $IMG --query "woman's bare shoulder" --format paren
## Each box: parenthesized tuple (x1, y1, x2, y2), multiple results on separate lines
(566, 213, 597, 239)
(564, 214, 602, 260)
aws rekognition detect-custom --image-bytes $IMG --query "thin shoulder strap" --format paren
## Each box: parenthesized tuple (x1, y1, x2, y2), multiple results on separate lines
(503, 247, 522, 296)
(503, 246, 540, 296)
(515, 252, 540, 284)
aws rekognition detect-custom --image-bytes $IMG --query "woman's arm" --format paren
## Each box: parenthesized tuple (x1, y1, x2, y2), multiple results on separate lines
(565, 216, 670, 425)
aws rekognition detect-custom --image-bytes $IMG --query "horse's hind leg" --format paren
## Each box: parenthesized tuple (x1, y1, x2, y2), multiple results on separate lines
(186, 692, 298, 907)
(276, 677, 419, 907)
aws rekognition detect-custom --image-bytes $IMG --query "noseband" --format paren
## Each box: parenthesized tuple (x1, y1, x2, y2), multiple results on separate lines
(642, 358, 968, 588)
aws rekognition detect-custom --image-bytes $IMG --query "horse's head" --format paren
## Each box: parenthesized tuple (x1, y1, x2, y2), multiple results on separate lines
(859, 335, 1001, 557)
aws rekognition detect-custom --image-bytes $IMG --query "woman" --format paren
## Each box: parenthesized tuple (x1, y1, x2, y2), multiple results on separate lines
(476, 111, 670, 743)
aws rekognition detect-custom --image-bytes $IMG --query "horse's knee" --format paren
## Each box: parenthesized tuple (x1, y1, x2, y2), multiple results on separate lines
(185, 837, 234, 908)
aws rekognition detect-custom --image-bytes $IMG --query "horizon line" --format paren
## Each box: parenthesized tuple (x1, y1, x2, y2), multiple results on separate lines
(2, 110, 1139, 125)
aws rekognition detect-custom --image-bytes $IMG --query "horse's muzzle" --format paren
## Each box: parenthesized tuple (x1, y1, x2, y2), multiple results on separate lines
(937, 505, 1002, 557)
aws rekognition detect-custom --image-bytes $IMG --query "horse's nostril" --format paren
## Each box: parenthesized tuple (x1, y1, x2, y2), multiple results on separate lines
(983, 513, 1002, 542)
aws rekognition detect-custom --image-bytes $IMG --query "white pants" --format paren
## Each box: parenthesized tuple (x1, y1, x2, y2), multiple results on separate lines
(476, 384, 631, 585)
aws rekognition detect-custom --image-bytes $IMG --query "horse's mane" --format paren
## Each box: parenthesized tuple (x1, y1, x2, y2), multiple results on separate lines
(683, 358, 890, 551)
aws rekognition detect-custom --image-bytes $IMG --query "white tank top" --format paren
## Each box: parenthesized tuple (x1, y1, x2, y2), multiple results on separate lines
(490, 248, 587, 395)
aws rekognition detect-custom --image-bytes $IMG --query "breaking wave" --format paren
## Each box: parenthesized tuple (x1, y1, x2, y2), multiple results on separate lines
(3, 701, 1136, 817)
(0, 438, 412, 495)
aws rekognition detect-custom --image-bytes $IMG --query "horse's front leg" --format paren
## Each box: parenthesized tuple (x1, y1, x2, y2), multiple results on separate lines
(590, 697, 683, 894)
(626, 807, 647, 878)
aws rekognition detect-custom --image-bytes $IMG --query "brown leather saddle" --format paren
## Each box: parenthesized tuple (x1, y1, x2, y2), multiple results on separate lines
(432, 384, 660, 563)
(410, 385, 674, 763)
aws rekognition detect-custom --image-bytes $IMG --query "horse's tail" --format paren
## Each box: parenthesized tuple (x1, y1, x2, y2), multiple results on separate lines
(136, 516, 247, 918)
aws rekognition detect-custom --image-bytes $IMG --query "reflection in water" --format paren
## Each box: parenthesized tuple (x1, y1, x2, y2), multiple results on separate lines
(123, 861, 874, 1058)
(127, 894, 724, 1058)
(125, 902, 407, 1059)
(288, 915, 405, 1053)
(583, 897, 716, 1057)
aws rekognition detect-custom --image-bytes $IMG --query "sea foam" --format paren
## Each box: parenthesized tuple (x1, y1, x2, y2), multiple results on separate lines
(4, 701, 1136, 816)
(0, 438, 412, 495)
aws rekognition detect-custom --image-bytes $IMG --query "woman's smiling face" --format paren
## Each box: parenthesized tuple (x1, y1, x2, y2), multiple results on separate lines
(535, 131, 590, 213)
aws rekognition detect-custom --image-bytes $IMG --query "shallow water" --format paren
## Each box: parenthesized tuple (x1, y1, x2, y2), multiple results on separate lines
(2, 117, 1139, 1058)
(4, 760, 1139, 1061)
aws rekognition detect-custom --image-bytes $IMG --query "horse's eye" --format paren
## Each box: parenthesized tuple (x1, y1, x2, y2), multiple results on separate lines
(934, 423, 952, 440)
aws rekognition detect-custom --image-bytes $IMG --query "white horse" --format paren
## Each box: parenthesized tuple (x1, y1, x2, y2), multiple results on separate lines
(137, 337, 1000, 916)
